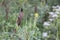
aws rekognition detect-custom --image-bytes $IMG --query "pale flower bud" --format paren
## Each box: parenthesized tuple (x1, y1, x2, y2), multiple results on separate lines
(42, 32, 48, 37)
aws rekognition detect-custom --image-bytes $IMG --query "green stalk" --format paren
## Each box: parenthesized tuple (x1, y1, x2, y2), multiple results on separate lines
(56, 18, 59, 40)
(29, 17, 32, 28)
(34, 17, 38, 28)
(2, 26, 5, 32)
(6, 26, 8, 32)
(34, 18, 36, 27)
(25, 27, 29, 40)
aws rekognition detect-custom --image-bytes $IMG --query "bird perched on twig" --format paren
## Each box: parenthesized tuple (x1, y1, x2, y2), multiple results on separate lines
(17, 8, 24, 26)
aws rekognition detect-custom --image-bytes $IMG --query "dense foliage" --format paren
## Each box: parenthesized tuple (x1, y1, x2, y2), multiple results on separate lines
(0, 0, 60, 40)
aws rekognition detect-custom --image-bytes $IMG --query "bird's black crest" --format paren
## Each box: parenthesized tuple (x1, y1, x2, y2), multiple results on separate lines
(21, 8, 23, 12)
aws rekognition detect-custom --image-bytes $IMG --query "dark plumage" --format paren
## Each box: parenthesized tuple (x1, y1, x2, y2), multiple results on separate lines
(17, 8, 24, 26)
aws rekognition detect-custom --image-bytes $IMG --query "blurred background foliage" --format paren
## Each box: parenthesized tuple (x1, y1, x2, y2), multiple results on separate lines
(0, 0, 60, 40)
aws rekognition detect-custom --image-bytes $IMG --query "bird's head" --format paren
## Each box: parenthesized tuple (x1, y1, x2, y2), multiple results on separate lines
(21, 8, 23, 12)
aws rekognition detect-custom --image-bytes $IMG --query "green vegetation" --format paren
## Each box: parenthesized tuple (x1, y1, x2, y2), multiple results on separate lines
(0, 0, 60, 40)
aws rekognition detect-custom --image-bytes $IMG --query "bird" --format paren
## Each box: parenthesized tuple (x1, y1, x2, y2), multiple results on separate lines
(17, 8, 24, 26)
(14, 8, 24, 33)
